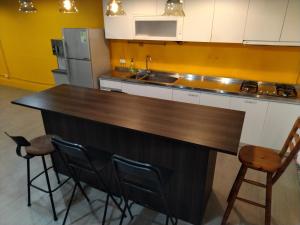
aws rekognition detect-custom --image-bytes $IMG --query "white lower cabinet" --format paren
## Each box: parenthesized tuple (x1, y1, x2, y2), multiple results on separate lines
(260, 102, 300, 150)
(123, 82, 173, 100)
(230, 97, 269, 145)
(172, 89, 200, 104)
(99, 79, 123, 91)
(199, 93, 231, 109)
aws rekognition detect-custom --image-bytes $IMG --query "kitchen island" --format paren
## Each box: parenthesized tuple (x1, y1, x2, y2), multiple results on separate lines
(12, 84, 245, 225)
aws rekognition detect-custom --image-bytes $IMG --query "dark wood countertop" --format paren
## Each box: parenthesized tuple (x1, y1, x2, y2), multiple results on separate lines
(12, 84, 245, 155)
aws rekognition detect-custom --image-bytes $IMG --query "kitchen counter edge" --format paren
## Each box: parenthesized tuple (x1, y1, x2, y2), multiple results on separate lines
(99, 74, 300, 105)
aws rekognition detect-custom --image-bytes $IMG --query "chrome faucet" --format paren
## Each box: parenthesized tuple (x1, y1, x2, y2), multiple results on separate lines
(145, 55, 152, 73)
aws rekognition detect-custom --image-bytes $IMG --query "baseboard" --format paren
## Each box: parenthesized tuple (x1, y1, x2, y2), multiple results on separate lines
(0, 77, 53, 92)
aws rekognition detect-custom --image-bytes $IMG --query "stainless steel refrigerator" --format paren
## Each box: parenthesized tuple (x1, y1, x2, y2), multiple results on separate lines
(54, 28, 110, 89)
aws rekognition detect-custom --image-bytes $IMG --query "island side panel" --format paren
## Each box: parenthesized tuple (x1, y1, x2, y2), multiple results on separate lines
(42, 110, 217, 225)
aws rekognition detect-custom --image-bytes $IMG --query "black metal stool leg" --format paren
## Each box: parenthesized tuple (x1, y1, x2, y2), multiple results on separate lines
(62, 184, 77, 225)
(50, 154, 61, 185)
(118, 202, 127, 225)
(125, 199, 133, 220)
(26, 158, 31, 207)
(76, 181, 90, 203)
(42, 156, 58, 221)
(165, 216, 169, 225)
(101, 194, 110, 225)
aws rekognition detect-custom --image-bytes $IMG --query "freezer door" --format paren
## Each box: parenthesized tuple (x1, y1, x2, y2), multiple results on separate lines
(68, 59, 93, 88)
(63, 29, 90, 60)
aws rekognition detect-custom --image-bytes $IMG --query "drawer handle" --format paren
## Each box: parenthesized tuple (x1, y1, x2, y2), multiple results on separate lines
(188, 94, 198, 97)
(244, 100, 257, 104)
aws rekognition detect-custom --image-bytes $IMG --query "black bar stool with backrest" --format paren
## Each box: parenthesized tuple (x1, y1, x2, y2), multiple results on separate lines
(112, 154, 178, 225)
(51, 136, 123, 225)
(5, 132, 70, 221)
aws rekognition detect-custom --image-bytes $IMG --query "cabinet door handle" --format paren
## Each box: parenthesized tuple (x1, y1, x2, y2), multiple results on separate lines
(244, 100, 257, 104)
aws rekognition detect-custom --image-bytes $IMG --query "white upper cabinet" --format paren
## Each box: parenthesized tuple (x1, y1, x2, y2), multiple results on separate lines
(280, 0, 300, 42)
(103, 16, 133, 39)
(133, 16, 184, 41)
(211, 0, 249, 43)
(126, 0, 157, 15)
(103, 0, 299, 45)
(182, 0, 215, 42)
(103, 0, 132, 39)
(244, 0, 289, 41)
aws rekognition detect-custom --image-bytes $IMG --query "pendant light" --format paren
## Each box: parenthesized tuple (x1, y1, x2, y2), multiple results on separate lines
(59, 0, 78, 13)
(105, 0, 126, 16)
(162, 0, 185, 17)
(18, 0, 37, 13)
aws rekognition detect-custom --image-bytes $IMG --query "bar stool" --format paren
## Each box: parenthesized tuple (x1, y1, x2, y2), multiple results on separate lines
(222, 117, 300, 225)
(5, 133, 70, 221)
(112, 154, 178, 225)
(51, 136, 123, 225)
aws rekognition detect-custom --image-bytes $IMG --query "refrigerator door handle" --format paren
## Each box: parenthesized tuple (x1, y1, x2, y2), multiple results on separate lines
(63, 40, 69, 59)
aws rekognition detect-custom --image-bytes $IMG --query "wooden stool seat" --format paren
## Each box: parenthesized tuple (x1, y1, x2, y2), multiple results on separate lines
(25, 135, 55, 156)
(239, 145, 282, 173)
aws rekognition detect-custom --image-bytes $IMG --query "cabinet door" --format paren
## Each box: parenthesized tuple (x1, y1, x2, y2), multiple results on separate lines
(182, 0, 215, 42)
(172, 89, 200, 104)
(125, 0, 156, 15)
(123, 82, 145, 96)
(211, 0, 249, 43)
(103, 0, 132, 39)
(280, 0, 300, 42)
(123, 83, 173, 100)
(230, 97, 269, 145)
(200, 93, 231, 109)
(244, 0, 289, 41)
(145, 85, 173, 100)
(99, 79, 123, 91)
(260, 102, 300, 149)
(103, 17, 132, 39)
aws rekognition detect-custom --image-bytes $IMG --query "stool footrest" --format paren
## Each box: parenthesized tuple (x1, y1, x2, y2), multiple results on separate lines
(236, 197, 266, 208)
(243, 179, 266, 188)
(30, 166, 54, 185)
(31, 177, 71, 193)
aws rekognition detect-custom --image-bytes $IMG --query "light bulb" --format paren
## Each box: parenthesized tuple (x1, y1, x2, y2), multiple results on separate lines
(19, 0, 37, 13)
(59, 0, 78, 13)
(63, 0, 72, 10)
(105, 0, 126, 16)
(111, 1, 119, 13)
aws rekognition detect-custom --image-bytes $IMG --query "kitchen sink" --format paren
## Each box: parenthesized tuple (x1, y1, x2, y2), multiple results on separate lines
(142, 73, 178, 83)
(129, 71, 179, 84)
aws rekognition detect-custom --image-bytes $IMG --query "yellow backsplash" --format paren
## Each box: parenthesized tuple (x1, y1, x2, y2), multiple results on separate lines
(110, 40, 300, 84)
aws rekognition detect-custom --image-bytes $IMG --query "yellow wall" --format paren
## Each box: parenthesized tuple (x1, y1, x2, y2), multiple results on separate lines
(110, 40, 300, 84)
(0, 0, 104, 91)
(1, 0, 300, 92)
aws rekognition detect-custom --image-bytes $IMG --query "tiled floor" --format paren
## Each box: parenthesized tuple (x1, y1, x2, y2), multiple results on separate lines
(1, 85, 300, 225)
